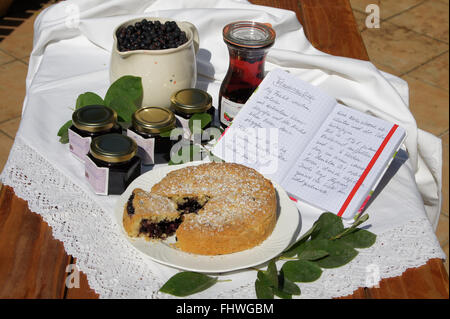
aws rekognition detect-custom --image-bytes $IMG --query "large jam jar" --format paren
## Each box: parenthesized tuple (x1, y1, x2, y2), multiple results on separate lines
(218, 21, 276, 129)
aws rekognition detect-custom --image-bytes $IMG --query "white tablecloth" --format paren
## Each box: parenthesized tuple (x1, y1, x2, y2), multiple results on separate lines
(0, 0, 445, 298)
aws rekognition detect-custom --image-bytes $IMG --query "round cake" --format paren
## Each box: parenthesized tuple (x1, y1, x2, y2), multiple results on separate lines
(123, 162, 277, 255)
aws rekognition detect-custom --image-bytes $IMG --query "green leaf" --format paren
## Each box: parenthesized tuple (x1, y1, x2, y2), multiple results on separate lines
(159, 272, 217, 297)
(255, 279, 274, 299)
(106, 94, 138, 123)
(302, 239, 358, 269)
(189, 113, 212, 133)
(104, 75, 143, 107)
(57, 120, 72, 144)
(298, 249, 329, 261)
(339, 229, 377, 248)
(281, 260, 322, 283)
(259, 265, 300, 299)
(281, 223, 319, 258)
(331, 214, 370, 240)
(277, 271, 300, 296)
(310, 212, 344, 240)
(257, 271, 271, 287)
(259, 260, 278, 289)
(76, 92, 104, 109)
(159, 129, 173, 138)
(57, 120, 72, 137)
(159, 127, 184, 139)
(59, 133, 69, 144)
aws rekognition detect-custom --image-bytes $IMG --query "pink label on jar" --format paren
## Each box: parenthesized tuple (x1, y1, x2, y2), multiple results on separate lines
(127, 129, 155, 165)
(68, 128, 92, 162)
(85, 155, 109, 195)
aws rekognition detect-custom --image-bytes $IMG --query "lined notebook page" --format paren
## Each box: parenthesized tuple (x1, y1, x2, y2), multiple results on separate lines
(282, 104, 406, 217)
(212, 69, 336, 181)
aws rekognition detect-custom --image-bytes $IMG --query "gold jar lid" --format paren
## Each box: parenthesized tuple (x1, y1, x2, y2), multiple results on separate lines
(170, 88, 212, 114)
(72, 105, 117, 133)
(90, 133, 137, 163)
(132, 106, 176, 134)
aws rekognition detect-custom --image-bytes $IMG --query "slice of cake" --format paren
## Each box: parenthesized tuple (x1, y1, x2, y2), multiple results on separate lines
(123, 188, 181, 239)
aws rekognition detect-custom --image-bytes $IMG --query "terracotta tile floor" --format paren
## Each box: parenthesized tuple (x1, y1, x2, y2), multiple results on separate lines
(0, 1, 448, 274)
(350, 0, 449, 274)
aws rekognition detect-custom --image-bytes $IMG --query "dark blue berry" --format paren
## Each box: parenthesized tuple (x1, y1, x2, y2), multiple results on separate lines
(117, 20, 188, 51)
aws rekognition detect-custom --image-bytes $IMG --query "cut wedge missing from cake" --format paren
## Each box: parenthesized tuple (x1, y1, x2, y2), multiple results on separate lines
(122, 163, 278, 255)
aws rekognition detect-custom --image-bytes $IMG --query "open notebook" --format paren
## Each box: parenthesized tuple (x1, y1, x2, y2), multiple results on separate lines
(212, 68, 406, 219)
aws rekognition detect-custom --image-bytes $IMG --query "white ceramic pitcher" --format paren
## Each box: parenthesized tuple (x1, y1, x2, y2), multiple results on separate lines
(110, 18, 199, 108)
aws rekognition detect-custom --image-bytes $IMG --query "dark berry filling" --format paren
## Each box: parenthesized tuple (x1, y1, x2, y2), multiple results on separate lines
(126, 193, 135, 215)
(130, 195, 208, 239)
(139, 218, 182, 239)
(177, 197, 205, 214)
(116, 19, 188, 52)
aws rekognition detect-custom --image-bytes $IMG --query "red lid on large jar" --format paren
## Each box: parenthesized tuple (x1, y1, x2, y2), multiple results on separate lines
(223, 21, 276, 49)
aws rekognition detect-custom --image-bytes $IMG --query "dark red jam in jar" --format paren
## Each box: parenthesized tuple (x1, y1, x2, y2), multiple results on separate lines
(170, 88, 215, 136)
(219, 21, 276, 129)
(85, 133, 141, 195)
(69, 105, 122, 162)
(127, 107, 178, 165)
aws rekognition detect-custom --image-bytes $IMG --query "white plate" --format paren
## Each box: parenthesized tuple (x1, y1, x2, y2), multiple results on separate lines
(114, 161, 300, 273)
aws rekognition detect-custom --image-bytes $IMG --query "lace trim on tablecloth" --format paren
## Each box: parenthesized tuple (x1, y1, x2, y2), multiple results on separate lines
(0, 137, 446, 299)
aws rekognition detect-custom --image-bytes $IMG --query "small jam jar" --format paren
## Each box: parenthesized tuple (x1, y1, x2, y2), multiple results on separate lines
(85, 133, 141, 195)
(127, 107, 178, 165)
(170, 88, 215, 135)
(69, 105, 122, 162)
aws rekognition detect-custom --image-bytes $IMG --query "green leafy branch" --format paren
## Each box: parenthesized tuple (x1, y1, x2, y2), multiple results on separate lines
(57, 76, 143, 144)
(159, 212, 376, 298)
